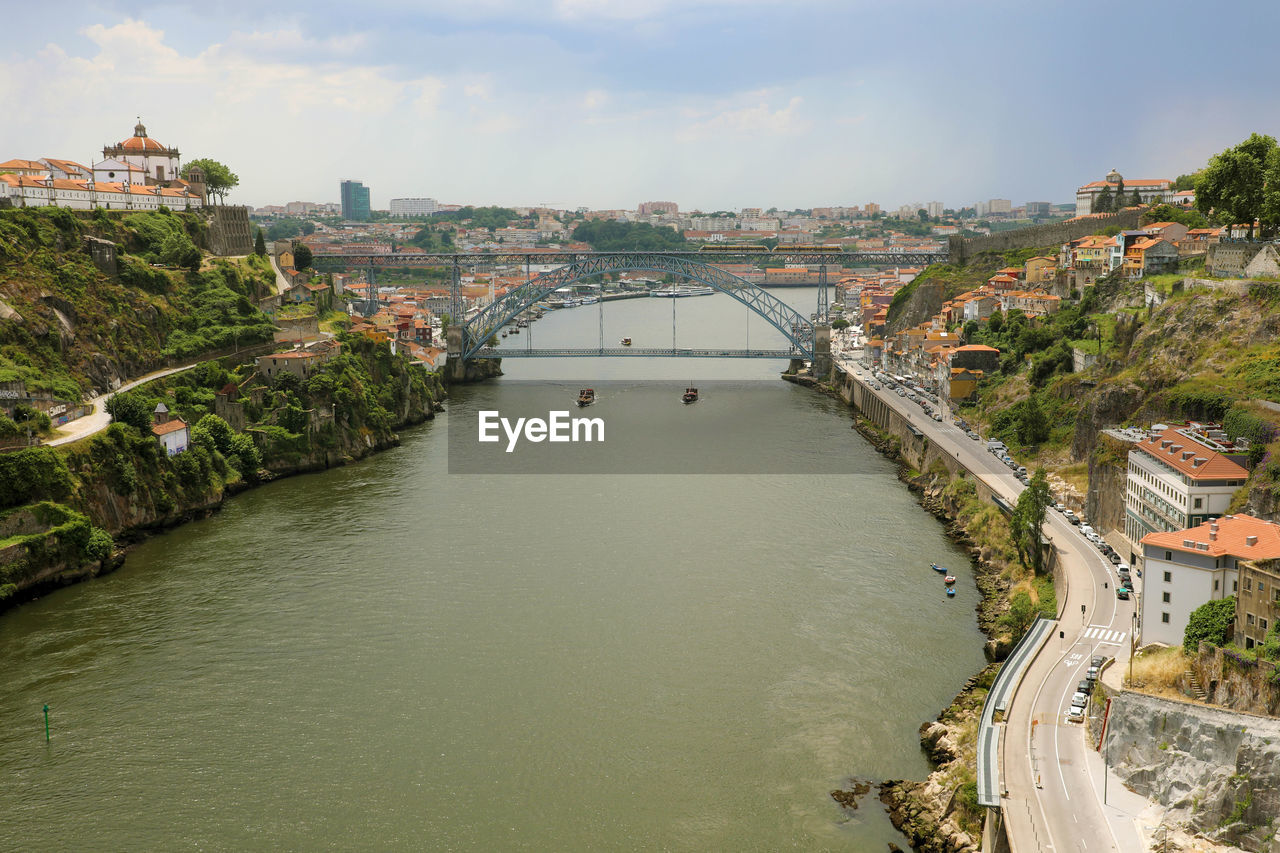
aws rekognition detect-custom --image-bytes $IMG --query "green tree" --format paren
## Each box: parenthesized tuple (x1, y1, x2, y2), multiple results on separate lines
(1183, 596, 1236, 652)
(1195, 133, 1279, 238)
(1094, 186, 1113, 213)
(105, 390, 154, 432)
(1000, 590, 1038, 640)
(1140, 204, 1208, 230)
(254, 228, 267, 257)
(1011, 469, 1051, 572)
(301, 221, 316, 236)
(293, 244, 313, 269)
(1171, 172, 1201, 191)
(917, 208, 929, 222)
(181, 158, 239, 204)
(1129, 189, 1142, 207)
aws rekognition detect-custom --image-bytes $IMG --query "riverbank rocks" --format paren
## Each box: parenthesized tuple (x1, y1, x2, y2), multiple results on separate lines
(829, 779, 872, 809)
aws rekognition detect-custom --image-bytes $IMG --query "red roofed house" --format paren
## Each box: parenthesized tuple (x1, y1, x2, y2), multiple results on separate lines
(1139, 514, 1280, 647)
(1124, 424, 1251, 568)
(1122, 237, 1179, 278)
(150, 403, 189, 456)
(950, 343, 1001, 373)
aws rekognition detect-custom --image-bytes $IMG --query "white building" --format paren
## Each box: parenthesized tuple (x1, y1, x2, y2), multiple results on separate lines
(1139, 514, 1280, 647)
(390, 197, 440, 216)
(988, 199, 1012, 215)
(1123, 424, 1251, 564)
(0, 174, 202, 211)
(101, 119, 182, 184)
(150, 404, 189, 456)
(926, 201, 944, 218)
(1075, 169, 1172, 216)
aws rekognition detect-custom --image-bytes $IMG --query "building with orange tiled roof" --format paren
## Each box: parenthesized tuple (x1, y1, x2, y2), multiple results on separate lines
(0, 173, 202, 211)
(102, 118, 182, 184)
(0, 158, 51, 176)
(1121, 236, 1179, 278)
(1139, 514, 1280, 647)
(1124, 424, 1252, 563)
(1075, 168, 1172, 216)
(150, 403, 189, 456)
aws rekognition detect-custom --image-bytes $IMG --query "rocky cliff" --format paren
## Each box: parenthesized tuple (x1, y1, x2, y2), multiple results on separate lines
(1107, 691, 1280, 852)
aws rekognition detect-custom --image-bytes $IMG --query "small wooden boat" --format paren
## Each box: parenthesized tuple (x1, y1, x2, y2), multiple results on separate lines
(577, 388, 596, 407)
(621, 337, 632, 346)
(946, 586, 956, 597)
(944, 575, 956, 585)
(682, 386, 699, 404)
(931, 563, 948, 574)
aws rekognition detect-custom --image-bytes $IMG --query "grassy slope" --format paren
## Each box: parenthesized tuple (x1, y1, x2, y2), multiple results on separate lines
(0, 207, 277, 402)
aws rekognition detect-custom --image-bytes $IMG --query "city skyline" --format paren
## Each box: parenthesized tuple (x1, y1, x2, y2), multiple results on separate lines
(4, 1, 1278, 209)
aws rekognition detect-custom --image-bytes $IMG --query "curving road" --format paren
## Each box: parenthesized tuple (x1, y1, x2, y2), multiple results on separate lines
(831, 346, 1151, 851)
(47, 361, 208, 447)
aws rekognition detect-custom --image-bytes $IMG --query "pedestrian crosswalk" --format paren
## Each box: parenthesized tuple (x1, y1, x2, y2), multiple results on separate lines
(1084, 625, 1127, 645)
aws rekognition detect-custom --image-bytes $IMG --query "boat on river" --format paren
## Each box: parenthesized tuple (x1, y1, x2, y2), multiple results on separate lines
(944, 575, 956, 585)
(577, 388, 596, 407)
(682, 387, 699, 404)
(930, 563, 948, 574)
(946, 586, 956, 597)
(651, 285, 715, 298)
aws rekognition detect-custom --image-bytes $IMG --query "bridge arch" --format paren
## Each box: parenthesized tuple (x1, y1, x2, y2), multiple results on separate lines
(461, 254, 816, 360)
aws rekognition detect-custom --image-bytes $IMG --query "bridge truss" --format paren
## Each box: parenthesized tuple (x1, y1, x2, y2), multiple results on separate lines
(460, 253, 816, 361)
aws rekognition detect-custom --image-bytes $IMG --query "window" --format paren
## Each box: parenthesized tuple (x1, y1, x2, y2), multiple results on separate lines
(1246, 578, 1253, 591)
(1194, 497, 1202, 509)
(1215, 579, 1220, 591)
(1164, 571, 1172, 582)
(1165, 551, 1172, 561)
(1234, 581, 1238, 592)
(1263, 619, 1270, 631)
(1261, 582, 1267, 593)
(1162, 592, 1171, 603)
(1162, 613, 1170, 623)
(1246, 637, 1255, 650)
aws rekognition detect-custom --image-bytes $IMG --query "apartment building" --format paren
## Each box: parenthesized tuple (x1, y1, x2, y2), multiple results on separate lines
(1123, 424, 1251, 564)
(1140, 515, 1280, 647)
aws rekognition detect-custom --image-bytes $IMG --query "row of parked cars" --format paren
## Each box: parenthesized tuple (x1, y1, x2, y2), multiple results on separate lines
(1067, 655, 1108, 722)
(1049, 505, 1138, 598)
(984, 440, 1032, 486)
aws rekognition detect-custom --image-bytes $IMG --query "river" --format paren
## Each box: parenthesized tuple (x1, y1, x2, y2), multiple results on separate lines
(0, 288, 987, 850)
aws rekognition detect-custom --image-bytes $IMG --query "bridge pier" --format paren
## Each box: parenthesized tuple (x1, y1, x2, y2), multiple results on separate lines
(812, 324, 832, 379)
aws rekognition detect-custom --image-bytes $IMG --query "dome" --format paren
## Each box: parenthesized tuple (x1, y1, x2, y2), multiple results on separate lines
(1105, 168, 1123, 184)
(117, 118, 169, 152)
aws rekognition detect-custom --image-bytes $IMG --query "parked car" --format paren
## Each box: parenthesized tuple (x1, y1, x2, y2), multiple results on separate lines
(1091, 656, 1106, 669)
(1116, 586, 1130, 600)
(1066, 705, 1086, 723)
(1109, 553, 1122, 565)
(1078, 679, 1093, 695)
(1070, 691, 1089, 708)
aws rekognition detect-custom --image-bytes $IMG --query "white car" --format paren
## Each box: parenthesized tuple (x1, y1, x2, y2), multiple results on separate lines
(1070, 691, 1089, 708)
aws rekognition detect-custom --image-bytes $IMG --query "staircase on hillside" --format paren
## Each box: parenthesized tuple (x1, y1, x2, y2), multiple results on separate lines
(1186, 669, 1208, 702)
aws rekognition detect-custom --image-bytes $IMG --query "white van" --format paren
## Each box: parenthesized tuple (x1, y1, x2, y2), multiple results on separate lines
(1080, 525, 1094, 538)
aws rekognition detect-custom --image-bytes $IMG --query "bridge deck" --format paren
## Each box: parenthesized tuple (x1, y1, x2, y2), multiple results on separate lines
(474, 347, 800, 359)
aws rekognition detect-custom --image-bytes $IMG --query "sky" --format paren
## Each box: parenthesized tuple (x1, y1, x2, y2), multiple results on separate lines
(3, 0, 1278, 212)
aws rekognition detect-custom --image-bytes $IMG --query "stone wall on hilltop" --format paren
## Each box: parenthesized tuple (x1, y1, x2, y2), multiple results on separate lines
(948, 209, 1142, 263)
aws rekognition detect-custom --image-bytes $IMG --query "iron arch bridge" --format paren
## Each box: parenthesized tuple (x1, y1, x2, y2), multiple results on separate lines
(461, 254, 815, 361)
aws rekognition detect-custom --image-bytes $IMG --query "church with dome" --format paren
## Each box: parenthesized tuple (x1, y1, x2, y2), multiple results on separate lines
(102, 119, 182, 185)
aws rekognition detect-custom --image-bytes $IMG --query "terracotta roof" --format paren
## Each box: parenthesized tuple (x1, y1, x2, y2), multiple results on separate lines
(1078, 179, 1170, 190)
(1141, 514, 1280, 559)
(265, 351, 320, 360)
(1134, 427, 1249, 480)
(953, 344, 999, 352)
(152, 418, 188, 437)
(117, 135, 170, 152)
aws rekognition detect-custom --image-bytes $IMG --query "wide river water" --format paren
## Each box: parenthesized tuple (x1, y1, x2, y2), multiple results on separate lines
(0, 288, 987, 850)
